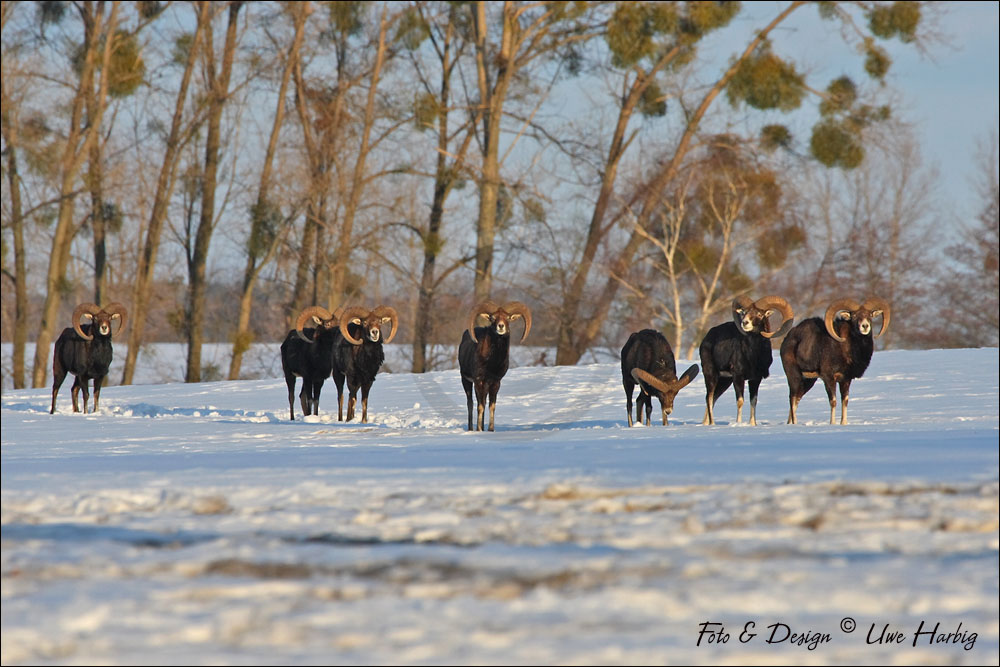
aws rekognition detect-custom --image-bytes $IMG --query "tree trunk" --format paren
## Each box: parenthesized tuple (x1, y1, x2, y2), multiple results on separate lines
(288, 203, 320, 326)
(327, 6, 389, 307)
(1, 112, 28, 389)
(87, 94, 108, 305)
(289, 36, 339, 323)
(470, 1, 514, 302)
(122, 2, 206, 385)
(32, 1, 119, 388)
(229, 2, 308, 380)
(185, 0, 242, 383)
(411, 9, 474, 372)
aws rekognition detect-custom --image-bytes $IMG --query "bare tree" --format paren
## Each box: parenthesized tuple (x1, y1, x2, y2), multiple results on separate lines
(184, 0, 243, 383)
(405, 2, 478, 372)
(287, 1, 369, 321)
(467, 1, 595, 302)
(228, 1, 310, 380)
(777, 121, 941, 348)
(31, 0, 121, 388)
(1, 0, 30, 388)
(326, 3, 392, 308)
(925, 132, 999, 347)
(85, 15, 146, 306)
(122, 1, 208, 385)
(628, 136, 799, 357)
(555, 1, 930, 364)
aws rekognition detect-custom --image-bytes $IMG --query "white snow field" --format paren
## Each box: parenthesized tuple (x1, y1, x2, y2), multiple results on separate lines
(2, 347, 998, 665)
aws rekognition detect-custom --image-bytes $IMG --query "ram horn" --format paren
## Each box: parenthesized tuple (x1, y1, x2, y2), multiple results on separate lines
(295, 306, 333, 343)
(824, 298, 861, 343)
(861, 296, 891, 339)
(467, 300, 500, 343)
(502, 301, 532, 343)
(631, 368, 669, 394)
(755, 296, 794, 339)
(72, 303, 101, 341)
(102, 302, 129, 338)
(372, 305, 399, 344)
(631, 365, 699, 394)
(338, 306, 370, 345)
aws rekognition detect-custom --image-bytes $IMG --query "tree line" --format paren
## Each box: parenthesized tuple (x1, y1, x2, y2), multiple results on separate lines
(2, 1, 998, 390)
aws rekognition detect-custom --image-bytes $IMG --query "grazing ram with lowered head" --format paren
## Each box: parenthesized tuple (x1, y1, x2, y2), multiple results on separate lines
(699, 295, 794, 425)
(50, 302, 127, 414)
(331, 305, 398, 423)
(458, 301, 531, 431)
(280, 306, 343, 420)
(780, 297, 890, 425)
(621, 329, 699, 426)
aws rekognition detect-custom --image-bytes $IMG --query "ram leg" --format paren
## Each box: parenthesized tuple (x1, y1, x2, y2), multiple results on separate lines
(487, 383, 499, 432)
(312, 378, 325, 417)
(733, 378, 745, 424)
(283, 372, 297, 420)
(839, 379, 851, 425)
(748, 378, 762, 426)
(704, 377, 731, 425)
(822, 376, 838, 425)
(346, 383, 358, 422)
(71, 377, 82, 413)
(475, 382, 487, 431)
(624, 381, 635, 427)
(50, 367, 68, 415)
(92, 376, 104, 413)
(333, 372, 345, 421)
(360, 383, 371, 423)
(462, 377, 474, 431)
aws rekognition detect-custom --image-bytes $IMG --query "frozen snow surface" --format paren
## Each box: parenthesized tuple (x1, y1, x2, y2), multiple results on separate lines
(2, 347, 998, 665)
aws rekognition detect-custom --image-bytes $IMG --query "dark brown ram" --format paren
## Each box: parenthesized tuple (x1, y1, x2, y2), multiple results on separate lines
(50, 302, 128, 414)
(458, 301, 532, 431)
(280, 306, 343, 420)
(331, 305, 398, 423)
(780, 297, 891, 424)
(699, 295, 794, 425)
(621, 329, 699, 426)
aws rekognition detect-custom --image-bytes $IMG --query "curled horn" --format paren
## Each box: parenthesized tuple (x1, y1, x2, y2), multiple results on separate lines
(72, 303, 101, 341)
(502, 301, 532, 343)
(102, 302, 129, 338)
(631, 365, 699, 394)
(631, 368, 670, 394)
(861, 296, 891, 339)
(755, 296, 794, 339)
(338, 306, 369, 345)
(824, 298, 861, 343)
(295, 306, 333, 343)
(372, 305, 399, 343)
(467, 300, 500, 343)
(731, 295, 755, 335)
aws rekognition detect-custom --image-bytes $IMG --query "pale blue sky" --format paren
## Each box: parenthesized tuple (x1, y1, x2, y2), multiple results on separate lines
(782, 1, 999, 222)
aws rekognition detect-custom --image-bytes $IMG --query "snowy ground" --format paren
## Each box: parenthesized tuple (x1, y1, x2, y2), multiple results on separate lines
(2, 347, 998, 665)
